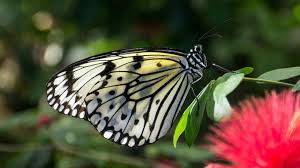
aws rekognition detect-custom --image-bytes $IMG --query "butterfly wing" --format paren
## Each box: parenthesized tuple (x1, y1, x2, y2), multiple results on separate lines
(46, 48, 193, 147)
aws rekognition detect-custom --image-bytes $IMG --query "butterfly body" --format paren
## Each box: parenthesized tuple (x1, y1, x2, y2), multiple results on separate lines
(46, 45, 207, 147)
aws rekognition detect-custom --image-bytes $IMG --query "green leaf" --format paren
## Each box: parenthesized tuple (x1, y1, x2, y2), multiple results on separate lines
(258, 67, 300, 81)
(213, 73, 244, 121)
(234, 67, 254, 75)
(206, 95, 215, 120)
(174, 69, 246, 147)
(184, 81, 213, 147)
(292, 79, 300, 92)
(214, 73, 245, 98)
(173, 104, 191, 148)
(206, 75, 232, 120)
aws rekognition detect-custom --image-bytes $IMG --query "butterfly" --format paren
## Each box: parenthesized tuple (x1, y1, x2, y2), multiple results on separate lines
(46, 44, 208, 147)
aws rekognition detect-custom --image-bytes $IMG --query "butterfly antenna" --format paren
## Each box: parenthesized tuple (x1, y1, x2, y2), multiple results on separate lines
(197, 26, 219, 42)
(202, 33, 223, 40)
(197, 18, 233, 42)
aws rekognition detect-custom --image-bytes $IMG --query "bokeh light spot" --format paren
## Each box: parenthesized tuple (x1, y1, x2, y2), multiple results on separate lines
(44, 43, 63, 66)
(0, 58, 19, 91)
(32, 11, 53, 31)
(65, 132, 76, 144)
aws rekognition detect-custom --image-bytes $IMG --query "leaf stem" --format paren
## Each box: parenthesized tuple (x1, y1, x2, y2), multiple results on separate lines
(243, 77, 295, 87)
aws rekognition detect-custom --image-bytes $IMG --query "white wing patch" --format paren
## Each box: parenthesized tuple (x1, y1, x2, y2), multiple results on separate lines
(46, 49, 193, 147)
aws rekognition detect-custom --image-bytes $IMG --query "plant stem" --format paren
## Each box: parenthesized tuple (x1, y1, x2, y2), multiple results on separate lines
(52, 140, 152, 167)
(0, 143, 42, 152)
(243, 77, 295, 87)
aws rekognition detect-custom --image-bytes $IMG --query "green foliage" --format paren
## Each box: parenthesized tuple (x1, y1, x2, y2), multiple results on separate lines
(173, 81, 213, 148)
(258, 67, 300, 81)
(185, 82, 213, 146)
(213, 73, 244, 121)
(173, 103, 190, 148)
(146, 143, 213, 162)
(206, 67, 252, 120)
(0, 110, 38, 132)
(234, 67, 254, 75)
(175, 66, 299, 147)
(293, 80, 300, 92)
(174, 69, 246, 147)
(293, 4, 300, 22)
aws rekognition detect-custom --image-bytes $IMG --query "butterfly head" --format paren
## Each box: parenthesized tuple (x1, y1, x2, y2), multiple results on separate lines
(187, 44, 208, 69)
(187, 44, 208, 80)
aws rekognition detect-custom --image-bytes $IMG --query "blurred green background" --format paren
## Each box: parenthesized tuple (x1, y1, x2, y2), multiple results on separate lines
(0, 0, 299, 168)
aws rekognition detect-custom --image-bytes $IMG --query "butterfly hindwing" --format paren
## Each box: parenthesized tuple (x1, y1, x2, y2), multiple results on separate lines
(46, 48, 193, 147)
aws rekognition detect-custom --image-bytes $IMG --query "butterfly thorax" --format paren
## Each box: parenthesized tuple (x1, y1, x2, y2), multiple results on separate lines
(186, 44, 207, 82)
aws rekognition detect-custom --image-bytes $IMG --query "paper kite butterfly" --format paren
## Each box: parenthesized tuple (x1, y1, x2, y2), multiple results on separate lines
(46, 45, 208, 147)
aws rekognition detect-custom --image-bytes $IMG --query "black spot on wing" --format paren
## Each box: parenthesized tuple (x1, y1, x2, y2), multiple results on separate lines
(132, 56, 143, 70)
(121, 114, 127, 120)
(106, 74, 112, 79)
(133, 56, 144, 62)
(102, 81, 108, 87)
(134, 119, 139, 125)
(109, 90, 115, 95)
(117, 77, 123, 81)
(99, 61, 116, 76)
(133, 62, 141, 69)
(155, 99, 160, 104)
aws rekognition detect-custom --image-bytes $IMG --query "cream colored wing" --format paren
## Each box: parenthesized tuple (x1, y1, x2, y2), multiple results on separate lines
(46, 48, 193, 147)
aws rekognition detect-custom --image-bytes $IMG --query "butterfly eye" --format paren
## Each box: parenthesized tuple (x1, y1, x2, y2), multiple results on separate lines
(194, 45, 202, 52)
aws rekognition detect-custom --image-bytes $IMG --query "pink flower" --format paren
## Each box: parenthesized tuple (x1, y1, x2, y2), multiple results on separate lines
(206, 90, 300, 168)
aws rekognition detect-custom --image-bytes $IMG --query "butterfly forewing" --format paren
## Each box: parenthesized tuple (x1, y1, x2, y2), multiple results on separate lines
(46, 49, 193, 147)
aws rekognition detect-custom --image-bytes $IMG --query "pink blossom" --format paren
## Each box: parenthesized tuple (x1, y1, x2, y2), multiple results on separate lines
(206, 90, 300, 168)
